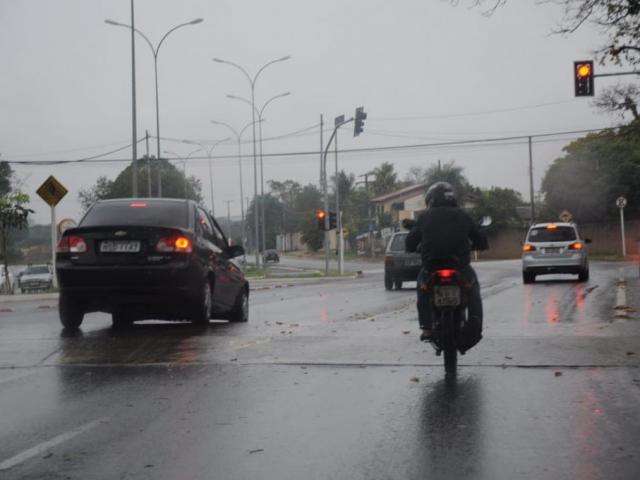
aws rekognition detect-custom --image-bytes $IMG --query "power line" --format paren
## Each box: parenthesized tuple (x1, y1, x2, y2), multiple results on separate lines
(5, 126, 617, 166)
(8, 138, 146, 165)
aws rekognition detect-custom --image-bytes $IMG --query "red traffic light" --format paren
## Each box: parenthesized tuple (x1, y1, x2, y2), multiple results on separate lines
(316, 210, 326, 219)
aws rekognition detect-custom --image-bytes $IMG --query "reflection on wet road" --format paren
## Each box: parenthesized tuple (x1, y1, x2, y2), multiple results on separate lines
(0, 260, 639, 479)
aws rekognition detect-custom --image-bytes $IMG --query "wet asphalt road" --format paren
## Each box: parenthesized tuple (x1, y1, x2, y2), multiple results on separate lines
(1, 260, 639, 479)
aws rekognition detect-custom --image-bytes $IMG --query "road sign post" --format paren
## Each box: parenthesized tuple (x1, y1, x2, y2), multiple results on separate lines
(36, 176, 68, 288)
(616, 196, 627, 257)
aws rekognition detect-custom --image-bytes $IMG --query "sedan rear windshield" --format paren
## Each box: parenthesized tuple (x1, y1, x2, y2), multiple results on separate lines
(527, 226, 576, 242)
(25, 266, 49, 275)
(388, 233, 408, 252)
(81, 201, 189, 229)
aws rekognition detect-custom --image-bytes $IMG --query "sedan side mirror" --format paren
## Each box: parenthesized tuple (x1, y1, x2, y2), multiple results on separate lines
(584, 238, 592, 244)
(227, 245, 245, 258)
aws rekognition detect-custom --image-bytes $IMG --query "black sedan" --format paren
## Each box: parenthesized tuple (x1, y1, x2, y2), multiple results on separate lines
(56, 198, 248, 329)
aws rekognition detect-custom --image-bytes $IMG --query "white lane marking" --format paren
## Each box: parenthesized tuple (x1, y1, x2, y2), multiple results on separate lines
(0, 417, 107, 471)
(0, 370, 38, 386)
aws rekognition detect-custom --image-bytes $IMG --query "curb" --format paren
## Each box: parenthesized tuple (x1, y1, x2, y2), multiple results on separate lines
(0, 293, 59, 304)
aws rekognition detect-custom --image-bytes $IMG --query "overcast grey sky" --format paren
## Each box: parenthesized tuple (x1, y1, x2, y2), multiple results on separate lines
(0, 0, 622, 224)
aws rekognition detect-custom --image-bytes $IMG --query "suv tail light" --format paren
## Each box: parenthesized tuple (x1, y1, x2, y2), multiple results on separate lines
(523, 244, 536, 252)
(156, 235, 192, 253)
(568, 242, 584, 250)
(384, 255, 394, 267)
(57, 235, 87, 253)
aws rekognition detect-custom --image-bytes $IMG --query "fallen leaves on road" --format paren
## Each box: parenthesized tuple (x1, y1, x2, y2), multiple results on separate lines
(505, 356, 513, 360)
(627, 351, 635, 356)
(410, 377, 419, 383)
(554, 371, 563, 377)
(402, 330, 411, 334)
(275, 321, 284, 325)
(249, 449, 264, 454)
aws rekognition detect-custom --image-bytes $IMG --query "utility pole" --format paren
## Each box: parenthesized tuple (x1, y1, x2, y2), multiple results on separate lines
(224, 200, 233, 243)
(145, 130, 151, 196)
(130, 0, 137, 197)
(528, 136, 535, 223)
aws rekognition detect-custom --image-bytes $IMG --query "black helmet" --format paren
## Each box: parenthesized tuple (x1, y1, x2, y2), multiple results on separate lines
(425, 181, 457, 208)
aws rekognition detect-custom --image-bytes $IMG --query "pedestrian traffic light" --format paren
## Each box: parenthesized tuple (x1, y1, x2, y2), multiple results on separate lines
(354, 106, 367, 137)
(329, 211, 337, 230)
(574, 60, 594, 97)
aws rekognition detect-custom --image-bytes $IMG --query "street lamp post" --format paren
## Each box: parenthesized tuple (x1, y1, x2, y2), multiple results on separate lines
(211, 119, 262, 258)
(164, 148, 201, 197)
(182, 137, 230, 216)
(213, 56, 291, 267)
(227, 92, 290, 254)
(105, 17, 203, 197)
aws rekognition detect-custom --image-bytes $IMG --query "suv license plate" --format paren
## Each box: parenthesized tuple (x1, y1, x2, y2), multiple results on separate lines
(100, 240, 141, 253)
(433, 285, 461, 307)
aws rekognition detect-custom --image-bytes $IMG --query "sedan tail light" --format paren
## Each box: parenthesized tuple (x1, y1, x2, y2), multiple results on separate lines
(57, 235, 87, 253)
(156, 235, 193, 253)
(568, 242, 584, 250)
(522, 244, 536, 252)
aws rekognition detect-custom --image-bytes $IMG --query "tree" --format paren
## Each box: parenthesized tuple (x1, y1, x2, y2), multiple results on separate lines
(294, 184, 324, 251)
(78, 157, 203, 211)
(423, 161, 471, 200)
(0, 191, 33, 293)
(330, 170, 356, 207)
(372, 162, 399, 196)
(594, 84, 640, 120)
(541, 123, 640, 222)
(245, 195, 284, 251)
(0, 162, 12, 197)
(472, 187, 524, 233)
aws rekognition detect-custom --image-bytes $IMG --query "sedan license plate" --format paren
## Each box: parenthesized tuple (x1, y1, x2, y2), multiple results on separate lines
(433, 285, 461, 307)
(100, 240, 141, 253)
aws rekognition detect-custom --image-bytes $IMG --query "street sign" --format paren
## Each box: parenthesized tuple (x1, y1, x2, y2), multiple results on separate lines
(334, 114, 345, 127)
(616, 196, 627, 209)
(36, 176, 68, 207)
(559, 210, 573, 223)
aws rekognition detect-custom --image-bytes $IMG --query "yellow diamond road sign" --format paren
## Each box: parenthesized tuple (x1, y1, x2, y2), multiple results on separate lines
(36, 176, 68, 207)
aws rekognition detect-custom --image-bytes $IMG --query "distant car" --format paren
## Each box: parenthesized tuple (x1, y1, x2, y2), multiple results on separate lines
(384, 231, 421, 290)
(0, 269, 15, 294)
(56, 198, 249, 330)
(19, 265, 53, 293)
(522, 222, 591, 283)
(263, 249, 280, 263)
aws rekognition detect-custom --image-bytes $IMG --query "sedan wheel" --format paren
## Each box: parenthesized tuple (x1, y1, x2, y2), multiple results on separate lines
(59, 294, 84, 330)
(192, 281, 212, 325)
(229, 289, 249, 323)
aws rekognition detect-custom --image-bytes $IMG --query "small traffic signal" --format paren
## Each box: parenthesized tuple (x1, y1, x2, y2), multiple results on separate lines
(354, 106, 367, 137)
(316, 209, 327, 230)
(316, 209, 337, 230)
(574, 60, 594, 97)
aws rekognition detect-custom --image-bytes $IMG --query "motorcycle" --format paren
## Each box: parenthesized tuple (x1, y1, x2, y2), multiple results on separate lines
(403, 216, 492, 372)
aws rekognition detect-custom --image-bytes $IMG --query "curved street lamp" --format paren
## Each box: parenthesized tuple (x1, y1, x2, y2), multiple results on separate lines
(182, 137, 230, 216)
(163, 147, 201, 197)
(211, 119, 263, 254)
(212, 55, 291, 266)
(105, 17, 203, 196)
(226, 92, 290, 254)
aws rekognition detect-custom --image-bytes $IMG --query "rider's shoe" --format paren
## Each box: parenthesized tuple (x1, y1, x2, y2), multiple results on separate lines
(419, 329, 432, 342)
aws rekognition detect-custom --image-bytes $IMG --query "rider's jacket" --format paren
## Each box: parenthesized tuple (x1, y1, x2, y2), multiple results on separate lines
(405, 206, 488, 268)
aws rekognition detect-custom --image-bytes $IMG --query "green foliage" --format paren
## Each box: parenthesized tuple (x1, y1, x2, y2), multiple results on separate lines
(0, 162, 12, 197)
(423, 161, 471, 200)
(372, 162, 399, 196)
(0, 191, 33, 292)
(541, 123, 640, 222)
(78, 157, 203, 211)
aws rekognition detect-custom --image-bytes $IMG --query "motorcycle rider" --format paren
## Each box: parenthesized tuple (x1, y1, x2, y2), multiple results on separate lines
(405, 182, 488, 342)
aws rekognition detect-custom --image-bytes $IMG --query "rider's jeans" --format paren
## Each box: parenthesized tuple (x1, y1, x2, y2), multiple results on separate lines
(416, 265, 482, 331)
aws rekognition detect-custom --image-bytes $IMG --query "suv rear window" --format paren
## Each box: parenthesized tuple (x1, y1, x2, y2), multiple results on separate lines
(25, 266, 49, 275)
(527, 226, 576, 242)
(81, 201, 189, 228)
(388, 233, 408, 252)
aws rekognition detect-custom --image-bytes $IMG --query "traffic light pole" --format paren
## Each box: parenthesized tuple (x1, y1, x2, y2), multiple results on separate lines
(322, 117, 353, 276)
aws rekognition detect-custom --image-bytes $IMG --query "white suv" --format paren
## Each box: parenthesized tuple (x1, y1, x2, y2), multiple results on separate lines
(521, 223, 590, 284)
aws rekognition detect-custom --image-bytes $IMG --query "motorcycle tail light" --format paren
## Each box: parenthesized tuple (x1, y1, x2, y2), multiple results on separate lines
(522, 244, 536, 252)
(436, 269, 456, 279)
(569, 242, 583, 250)
(57, 235, 87, 253)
